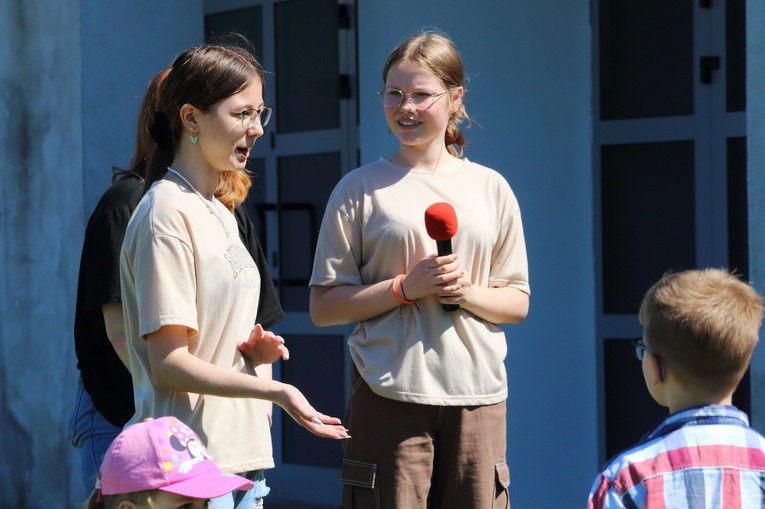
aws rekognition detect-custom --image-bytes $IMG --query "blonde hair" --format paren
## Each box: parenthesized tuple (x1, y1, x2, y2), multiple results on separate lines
(382, 30, 471, 157)
(639, 268, 764, 394)
(86, 489, 158, 509)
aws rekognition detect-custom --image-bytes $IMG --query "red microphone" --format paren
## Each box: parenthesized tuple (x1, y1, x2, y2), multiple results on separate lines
(425, 202, 459, 312)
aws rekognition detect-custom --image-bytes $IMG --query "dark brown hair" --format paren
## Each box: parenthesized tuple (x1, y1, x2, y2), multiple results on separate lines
(144, 38, 265, 193)
(113, 68, 170, 183)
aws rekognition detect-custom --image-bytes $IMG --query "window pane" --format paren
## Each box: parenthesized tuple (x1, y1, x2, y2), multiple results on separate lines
(601, 141, 696, 314)
(727, 137, 748, 278)
(599, 0, 693, 119)
(275, 0, 340, 133)
(604, 339, 666, 459)
(241, 158, 268, 252)
(204, 7, 264, 60)
(277, 152, 342, 311)
(726, 0, 746, 112)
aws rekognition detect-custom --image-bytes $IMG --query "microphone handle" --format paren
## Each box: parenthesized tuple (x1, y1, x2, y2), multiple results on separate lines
(436, 239, 459, 312)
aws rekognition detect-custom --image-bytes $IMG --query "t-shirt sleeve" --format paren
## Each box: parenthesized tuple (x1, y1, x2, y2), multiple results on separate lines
(133, 233, 199, 337)
(79, 205, 134, 312)
(488, 183, 530, 294)
(309, 195, 363, 287)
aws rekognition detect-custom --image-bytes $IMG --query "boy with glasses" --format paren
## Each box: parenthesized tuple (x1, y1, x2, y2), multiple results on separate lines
(587, 268, 765, 508)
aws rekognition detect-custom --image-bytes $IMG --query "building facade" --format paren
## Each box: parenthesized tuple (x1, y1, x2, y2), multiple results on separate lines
(1, 1, 764, 507)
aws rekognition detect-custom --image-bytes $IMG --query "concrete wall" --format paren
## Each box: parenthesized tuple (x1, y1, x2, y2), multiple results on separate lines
(80, 0, 204, 217)
(0, 1, 202, 506)
(0, 1, 83, 505)
(357, 2, 597, 506)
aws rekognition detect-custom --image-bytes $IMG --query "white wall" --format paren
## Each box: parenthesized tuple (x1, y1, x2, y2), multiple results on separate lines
(358, 2, 597, 506)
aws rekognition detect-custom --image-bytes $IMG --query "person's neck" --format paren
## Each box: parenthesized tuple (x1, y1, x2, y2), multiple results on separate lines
(168, 153, 219, 200)
(392, 145, 452, 173)
(666, 391, 733, 415)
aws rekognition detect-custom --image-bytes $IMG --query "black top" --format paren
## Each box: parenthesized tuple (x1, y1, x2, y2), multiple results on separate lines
(74, 175, 284, 427)
(234, 206, 285, 330)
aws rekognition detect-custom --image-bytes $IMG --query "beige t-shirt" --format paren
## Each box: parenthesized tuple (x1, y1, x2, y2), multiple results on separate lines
(120, 178, 273, 473)
(310, 158, 530, 406)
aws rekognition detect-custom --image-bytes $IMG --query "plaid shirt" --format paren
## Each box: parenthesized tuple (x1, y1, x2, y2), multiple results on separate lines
(587, 405, 765, 509)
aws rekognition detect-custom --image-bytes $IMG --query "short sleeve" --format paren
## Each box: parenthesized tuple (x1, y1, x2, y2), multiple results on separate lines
(488, 183, 530, 294)
(79, 205, 134, 311)
(132, 234, 199, 337)
(310, 191, 363, 287)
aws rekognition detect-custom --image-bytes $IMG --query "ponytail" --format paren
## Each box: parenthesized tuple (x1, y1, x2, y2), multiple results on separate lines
(445, 115, 469, 157)
(144, 112, 176, 194)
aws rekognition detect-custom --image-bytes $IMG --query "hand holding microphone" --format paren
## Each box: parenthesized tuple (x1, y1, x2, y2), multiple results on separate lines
(425, 202, 460, 312)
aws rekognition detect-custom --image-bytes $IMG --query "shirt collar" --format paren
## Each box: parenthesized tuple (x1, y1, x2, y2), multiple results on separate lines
(644, 404, 749, 442)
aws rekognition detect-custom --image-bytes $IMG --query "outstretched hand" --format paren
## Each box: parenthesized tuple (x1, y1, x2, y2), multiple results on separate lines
(237, 324, 289, 367)
(278, 384, 350, 440)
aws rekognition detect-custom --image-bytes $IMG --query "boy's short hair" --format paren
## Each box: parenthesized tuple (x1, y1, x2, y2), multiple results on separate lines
(639, 268, 763, 395)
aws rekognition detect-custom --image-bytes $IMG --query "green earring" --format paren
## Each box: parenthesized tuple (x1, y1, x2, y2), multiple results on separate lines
(190, 133, 198, 144)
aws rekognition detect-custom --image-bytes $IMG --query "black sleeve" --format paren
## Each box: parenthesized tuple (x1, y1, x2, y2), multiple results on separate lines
(79, 201, 134, 312)
(73, 178, 143, 427)
(235, 206, 286, 329)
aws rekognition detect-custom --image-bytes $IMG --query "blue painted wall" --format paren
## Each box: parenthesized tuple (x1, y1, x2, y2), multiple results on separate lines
(0, 1, 203, 505)
(80, 0, 204, 216)
(747, 0, 765, 427)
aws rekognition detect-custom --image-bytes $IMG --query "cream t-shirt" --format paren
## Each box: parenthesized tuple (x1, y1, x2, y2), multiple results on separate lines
(120, 178, 273, 473)
(310, 158, 530, 406)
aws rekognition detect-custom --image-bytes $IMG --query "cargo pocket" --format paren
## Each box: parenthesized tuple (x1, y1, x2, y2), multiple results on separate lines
(494, 460, 511, 509)
(341, 458, 380, 509)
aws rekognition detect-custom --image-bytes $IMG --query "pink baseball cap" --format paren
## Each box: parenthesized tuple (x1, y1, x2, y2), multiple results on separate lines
(99, 416, 253, 498)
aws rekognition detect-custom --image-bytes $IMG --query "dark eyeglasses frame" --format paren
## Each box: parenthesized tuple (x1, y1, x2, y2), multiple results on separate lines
(631, 338, 665, 381)
(632, 338, 649, 361)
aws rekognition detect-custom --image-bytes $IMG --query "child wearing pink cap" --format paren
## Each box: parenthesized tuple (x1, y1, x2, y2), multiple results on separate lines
(87, 416, 252, 509)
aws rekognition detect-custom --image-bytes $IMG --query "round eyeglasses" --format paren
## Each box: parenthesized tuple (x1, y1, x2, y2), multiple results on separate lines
(377, 88, 447, 110)
(236, 107, 272, 130)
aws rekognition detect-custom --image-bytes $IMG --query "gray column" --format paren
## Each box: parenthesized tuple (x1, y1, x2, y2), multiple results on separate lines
(748, 0, 765, 430)
(0, 0, 84, 505)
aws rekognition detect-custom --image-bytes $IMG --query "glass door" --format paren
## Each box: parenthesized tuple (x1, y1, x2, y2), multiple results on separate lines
(593, 0, 747, 460)
(205, 1, 357, 504)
